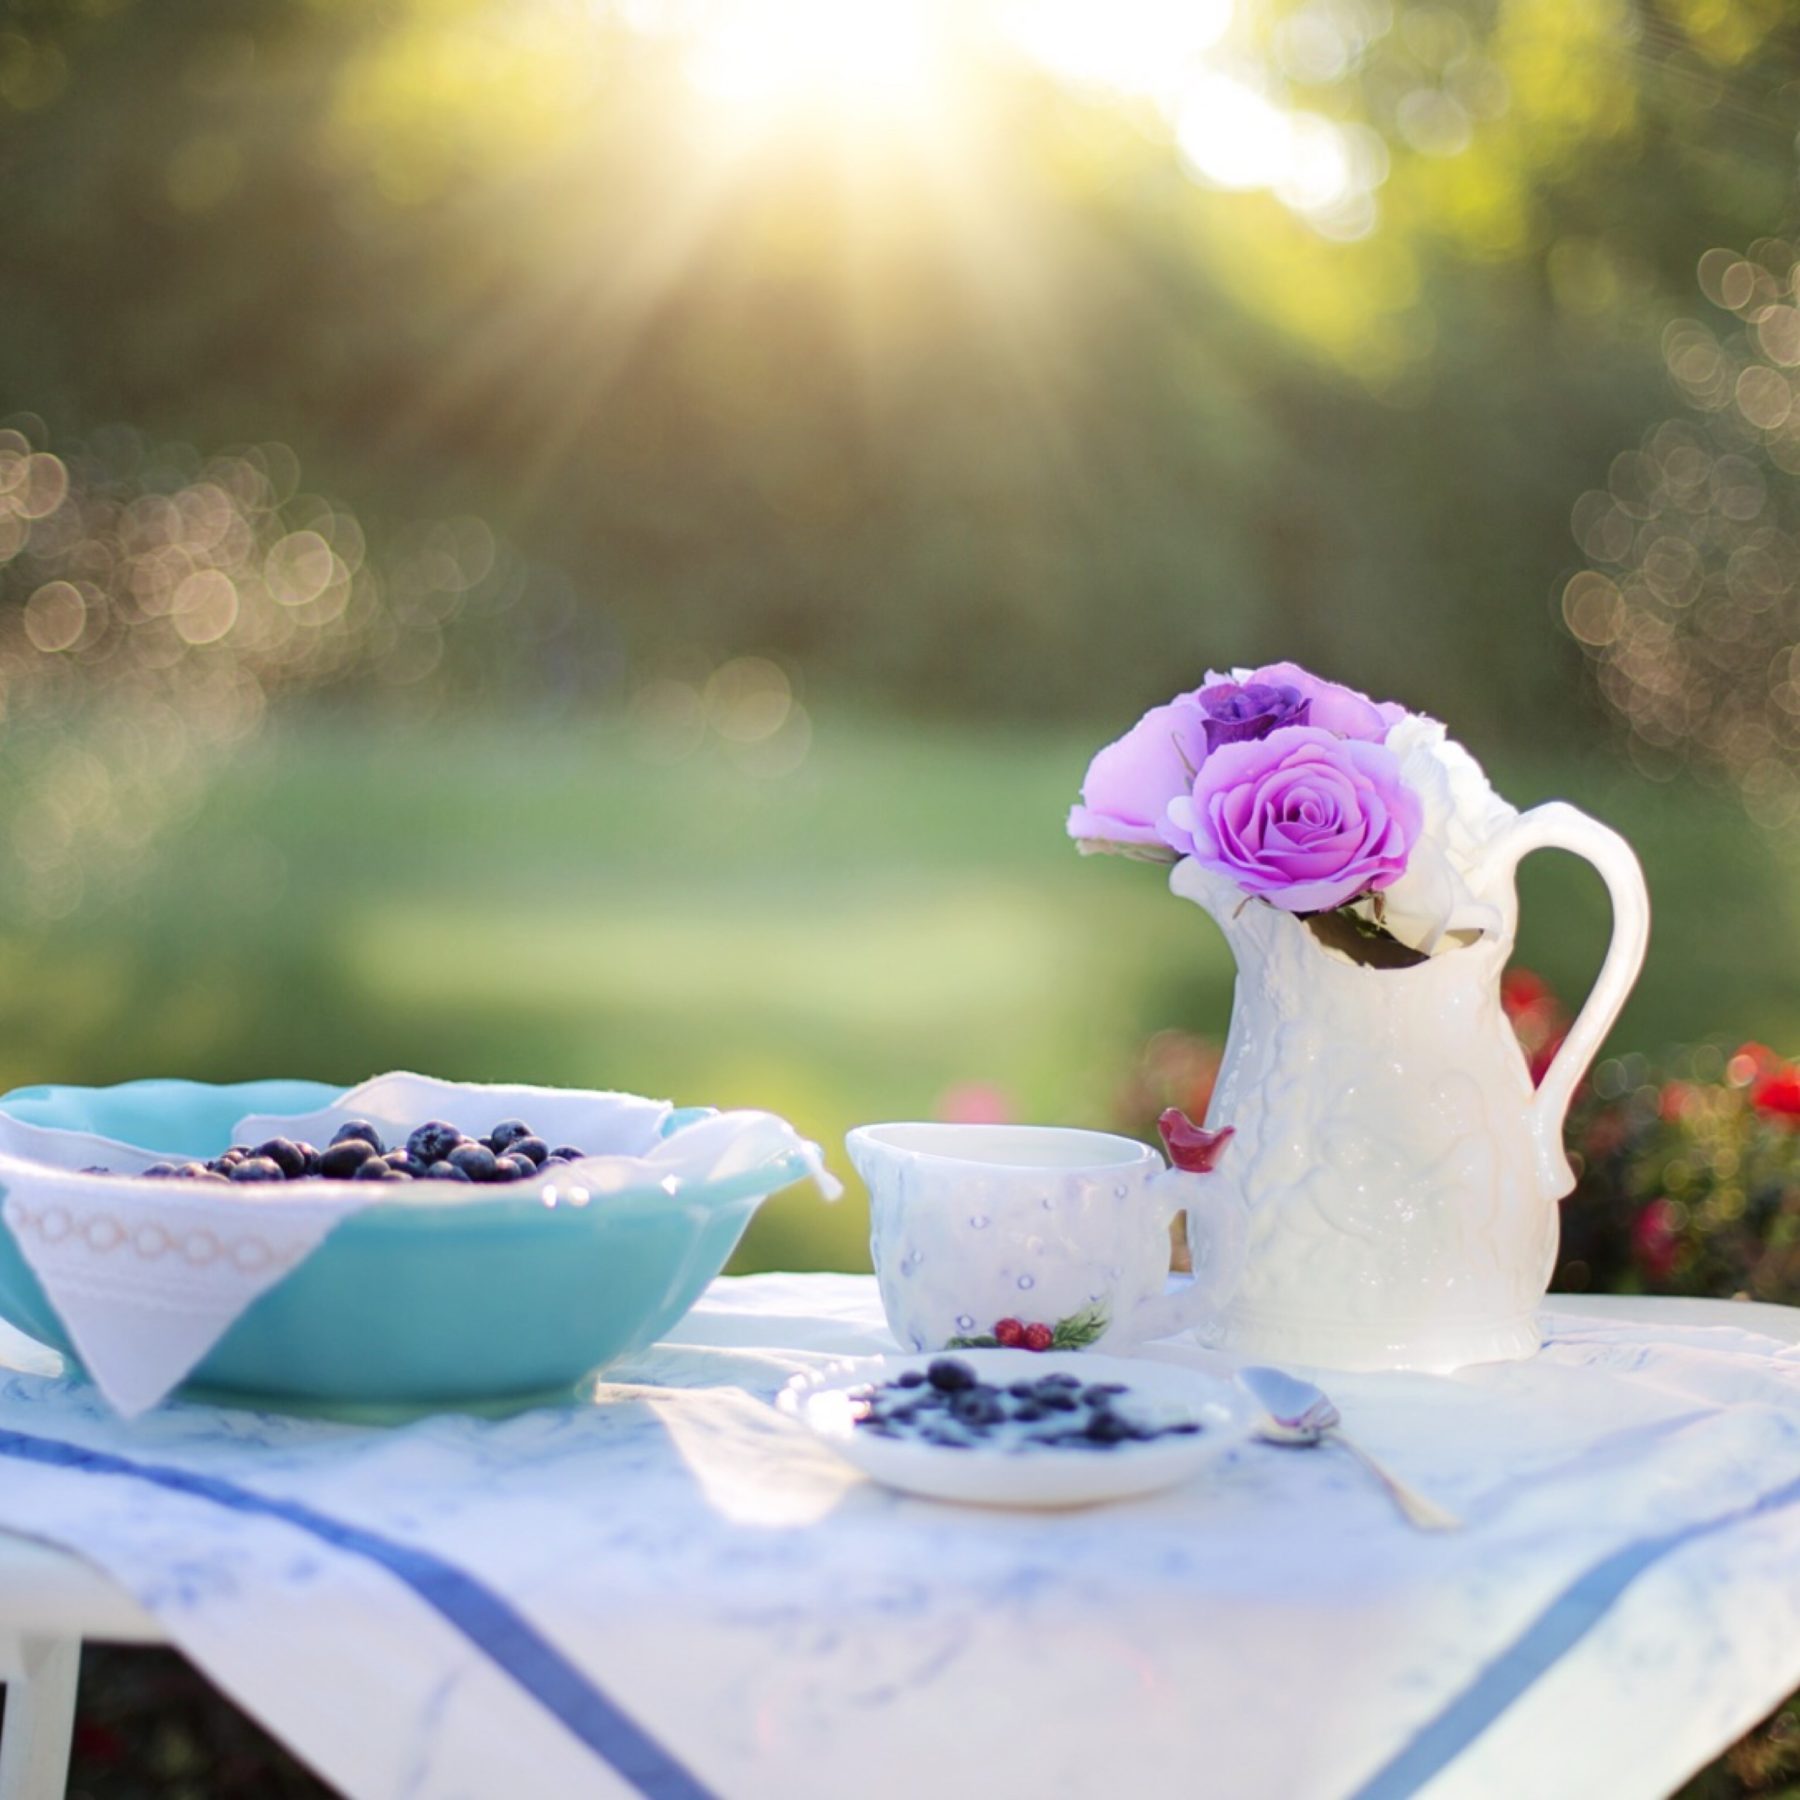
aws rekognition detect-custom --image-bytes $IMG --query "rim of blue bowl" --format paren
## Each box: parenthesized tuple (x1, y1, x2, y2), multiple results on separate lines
(0, 1080, 823, 1219)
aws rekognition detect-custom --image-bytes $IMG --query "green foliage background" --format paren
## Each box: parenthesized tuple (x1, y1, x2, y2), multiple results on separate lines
(0, 0, 1794, 731)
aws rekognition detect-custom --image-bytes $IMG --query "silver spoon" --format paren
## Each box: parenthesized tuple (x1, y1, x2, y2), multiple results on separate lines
(1237, 1365, 1461, 1532)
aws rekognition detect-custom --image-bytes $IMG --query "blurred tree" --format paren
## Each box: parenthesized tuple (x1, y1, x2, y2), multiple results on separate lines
(0, 0, 1793, 742)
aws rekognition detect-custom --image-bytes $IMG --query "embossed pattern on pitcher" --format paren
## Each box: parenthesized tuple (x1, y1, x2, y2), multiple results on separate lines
(1170, 799, 1649, 1374)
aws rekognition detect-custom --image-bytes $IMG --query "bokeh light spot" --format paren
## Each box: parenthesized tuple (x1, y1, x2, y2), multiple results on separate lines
(172, 569, 240, 645)
(265, 530, 336, 606)
(23, 580, 85, 653)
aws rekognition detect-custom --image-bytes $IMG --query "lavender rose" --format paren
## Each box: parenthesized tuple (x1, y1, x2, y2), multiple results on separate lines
(1162, 725, 1422, 912)
(1066, 697, 1208, 856)
(1209, 661, 1405, 744)
(1195, 681, 1310, 754)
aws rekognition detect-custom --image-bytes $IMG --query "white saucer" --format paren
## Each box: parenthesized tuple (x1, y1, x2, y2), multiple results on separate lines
(778, 1348, 1252, 1509)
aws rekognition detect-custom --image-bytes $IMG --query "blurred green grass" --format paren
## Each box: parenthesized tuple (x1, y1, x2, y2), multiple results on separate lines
(0, 708, 1792, 1273)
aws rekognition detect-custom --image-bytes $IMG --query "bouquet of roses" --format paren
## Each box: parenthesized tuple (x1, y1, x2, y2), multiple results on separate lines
(1068, 661, 1518, 958)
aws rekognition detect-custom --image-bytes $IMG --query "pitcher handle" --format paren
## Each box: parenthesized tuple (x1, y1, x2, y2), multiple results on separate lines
(1113, 1168, 1249, 1346)
(1478, 801, 1651, 1198)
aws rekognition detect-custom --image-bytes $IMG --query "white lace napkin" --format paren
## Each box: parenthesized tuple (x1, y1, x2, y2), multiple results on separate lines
(0, 1073, 829, 1419)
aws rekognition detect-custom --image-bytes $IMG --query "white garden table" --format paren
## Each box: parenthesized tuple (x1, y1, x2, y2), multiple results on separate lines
(0, 1288, 1798, 1800)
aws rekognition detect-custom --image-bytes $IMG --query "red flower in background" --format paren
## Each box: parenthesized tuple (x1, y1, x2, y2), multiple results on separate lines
(1658, 1080, 1697, 1123)
(936, 1082, 1013, 1125)
(1117, 1030, 1220, 1138)
(1502, 967, 1570, 1087)
(1728, 1042, 1780, 1087)
(1501, 968, 1551, 1013)
(1583, 1109, 1627, 1159)
(1632, 1197, 1683, 1282)
(1752, 1064, 1800, 1127)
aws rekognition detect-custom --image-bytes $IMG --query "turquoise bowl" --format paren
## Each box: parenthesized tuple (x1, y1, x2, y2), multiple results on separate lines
(0, 1079, 816, 1417)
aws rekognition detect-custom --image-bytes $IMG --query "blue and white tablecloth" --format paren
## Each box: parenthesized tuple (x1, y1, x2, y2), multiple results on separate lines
(0, 1274, 1798, 1800)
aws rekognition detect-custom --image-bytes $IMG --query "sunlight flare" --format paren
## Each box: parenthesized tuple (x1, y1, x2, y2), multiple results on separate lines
(683, 0, 948, 126)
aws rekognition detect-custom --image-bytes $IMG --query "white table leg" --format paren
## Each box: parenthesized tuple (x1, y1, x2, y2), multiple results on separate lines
(0, 1636, 80, 1800)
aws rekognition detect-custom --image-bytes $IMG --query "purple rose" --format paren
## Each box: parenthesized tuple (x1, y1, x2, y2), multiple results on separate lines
(1196, 681, 1310, 754)
(1222, 661, 1406, 743)
(1066, 697, 1208, 854)
(1162, 725, 1421, 912)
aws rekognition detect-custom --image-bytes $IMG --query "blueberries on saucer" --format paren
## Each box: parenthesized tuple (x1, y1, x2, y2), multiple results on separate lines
(853, 1357, 1204, 1454)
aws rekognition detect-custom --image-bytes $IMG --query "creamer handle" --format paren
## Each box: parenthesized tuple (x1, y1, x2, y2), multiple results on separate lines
(1478, 802, 1651, 1198)
(1115, 1168, 1248, 1346)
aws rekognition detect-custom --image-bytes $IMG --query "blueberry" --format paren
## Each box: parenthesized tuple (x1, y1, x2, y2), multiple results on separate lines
(384, 1151, 428, 1177)
(406, 1121, 462, 1165)
(950, 1391, 1003, 1427)
(549, 1145, 586, 1162)
(172, 1162, 214, 1179)
(489, 1155, 533, 1182)
(255, 1138, 307, 1179)
(506, 1136, 549, 1166)
(426, 1159, 472, 1182)
(331, 1121, 385, 1154)
(448, 1142, 497, 1182)
(926, 1358, 976, 1392)
(226, 1145, 252, 1159)
(1084, 1412, 1134, 1444)
(140, 1163, 177, 1178)
(319, 1140, 378, 1179)
(1166, 1422, 1202, 1435)
(1042, 1372, 1082, 1388)
(293, 1142, 322, 1176)
(229, 1157, 285, 1183)
(1081, 1386, 1119, 1410)
(488, 1120, 532, 1150)
(1012, 1403, 1045, 1422)
(895, 1369, 927, 1388)
(353, 1159, 403, 1181)
(1034, 1385, 1079, 1411)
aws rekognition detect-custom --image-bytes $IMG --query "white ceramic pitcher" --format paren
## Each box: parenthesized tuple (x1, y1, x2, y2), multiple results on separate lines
(1173, 800, 1650, 1372)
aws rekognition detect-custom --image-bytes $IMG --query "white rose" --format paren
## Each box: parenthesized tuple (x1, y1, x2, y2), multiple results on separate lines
(1378, 715, 1516, 953)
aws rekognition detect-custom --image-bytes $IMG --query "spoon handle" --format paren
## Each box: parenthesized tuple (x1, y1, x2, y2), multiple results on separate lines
(1328, 1430, 1462, 1532)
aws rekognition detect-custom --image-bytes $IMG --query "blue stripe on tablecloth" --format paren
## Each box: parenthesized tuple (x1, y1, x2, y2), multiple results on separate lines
(0, 1425, 720, 1800)
(1349, 1467, 1800, 1800)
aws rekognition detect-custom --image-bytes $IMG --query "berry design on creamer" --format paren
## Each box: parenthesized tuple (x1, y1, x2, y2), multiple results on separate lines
(947, 1300, 1108, 1353)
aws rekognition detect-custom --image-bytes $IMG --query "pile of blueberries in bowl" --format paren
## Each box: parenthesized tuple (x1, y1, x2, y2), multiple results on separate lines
(112, 1118, 592, 1186)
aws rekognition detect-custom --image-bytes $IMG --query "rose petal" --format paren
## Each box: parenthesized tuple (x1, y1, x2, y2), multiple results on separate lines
(1069, 698, 1209, 850)
(1184, 722, 1420, 912)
